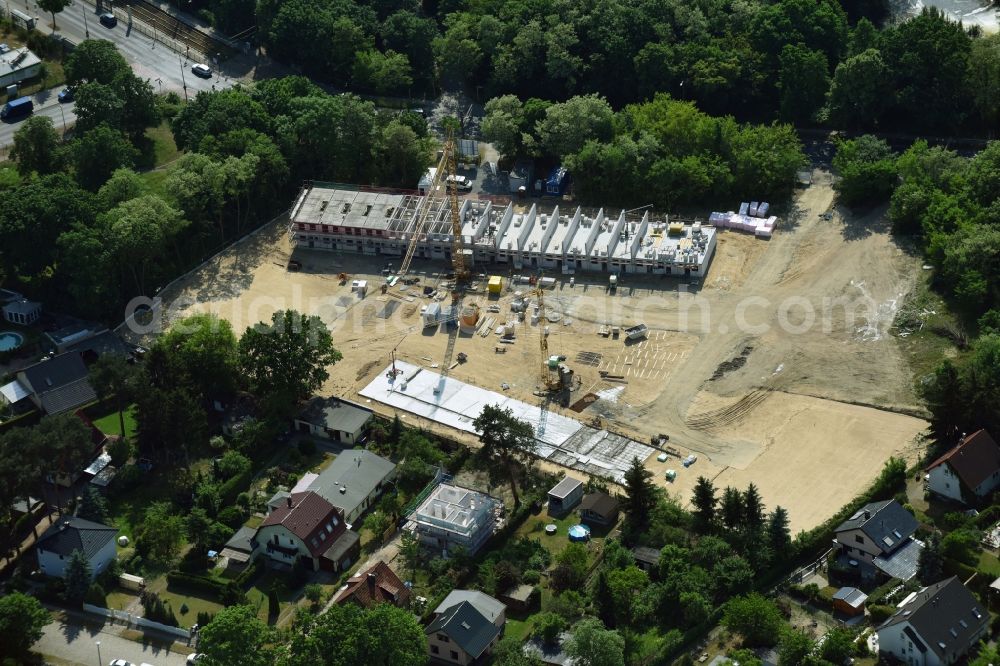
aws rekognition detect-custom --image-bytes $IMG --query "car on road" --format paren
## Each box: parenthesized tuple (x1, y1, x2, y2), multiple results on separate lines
(191, 63, 212, 78)
(58, 88, 73, 103)
(99, 12, 117, 27)
(0, 96, 33, 121)
(109, 660, 135, 666)
(186, 655, 205, 665)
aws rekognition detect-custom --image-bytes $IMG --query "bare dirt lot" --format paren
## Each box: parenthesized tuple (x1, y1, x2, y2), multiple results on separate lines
(131, 170, 929, 532)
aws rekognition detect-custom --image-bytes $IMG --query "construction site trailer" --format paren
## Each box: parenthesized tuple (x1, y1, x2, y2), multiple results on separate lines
(488, 275, 503, 294)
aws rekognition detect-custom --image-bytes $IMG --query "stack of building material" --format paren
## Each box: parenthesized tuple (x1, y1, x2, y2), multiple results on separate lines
(754, 216, 778, 238)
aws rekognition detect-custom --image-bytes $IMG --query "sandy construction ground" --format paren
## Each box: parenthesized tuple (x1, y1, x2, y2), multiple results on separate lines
(130, 171, 929, 532)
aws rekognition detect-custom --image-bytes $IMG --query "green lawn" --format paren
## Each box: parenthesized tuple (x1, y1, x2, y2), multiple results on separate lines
(505, 617, 533, 642)
(246, 570, 301, 623)
(152, 577, 226, 627)
(92, 405, 138, 439)
(137, 121, 181, 170)
(139, 169, 172, 198)
(978, 550, 1000, 577)
(514, 511, 603, 560)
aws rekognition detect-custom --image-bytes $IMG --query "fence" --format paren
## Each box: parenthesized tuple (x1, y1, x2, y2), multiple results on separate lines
(82, 603, 192, 640)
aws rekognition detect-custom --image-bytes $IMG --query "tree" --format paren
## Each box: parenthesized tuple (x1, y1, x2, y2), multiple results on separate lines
(285, 602, 426, 665)
(38, 0, 71, 29)
(0, 592, 51, 658)
(564, 618, 626, 666)
(607, 565, 650, 624)
(537, 94, 614, 158)
(720, 487, 744, 532)
(971, 641, 1000, 666)
(105, 195, 187, 295)
(592, 569, 615, 627)
(533, 612, 568, 645)
(352, 49, 413, 95)
(691, 476, 718, 534)
(551, 543, 590, 593)
(969, 34, 1000, 128)
(482, 95, 526, 158)
(917, 533, 945, 584)
(97, 168, 146, 209)
(621, 456, 656, 539)
(818, 627, 855, 665)
(65, 40, 131, 85)
(71, 124, 139, 191)
(778, 629, 815, 666)
(160, 314, 240, 400)
(767, 507, 792, 557)
(399, 530, 421, 582)
(33, 415, 95, 509)
(778, 45, 828, 123)
(198, 605, 274, 666)
(941, 528, 980, 566)
(723, 594, 785, 647)
(373, 120, 431, 188)
(77, 485, 110, 524)
(742, 483, 766, 538)
(134, 501, 184, 565)
(493, 635, 545, 666)
(64, 549, 93, 605)
(828, 49, 891, 129)
(89, 353, 137, 439)
(11, 115, 63, 176)
(471, 404, 536, 507)
(832, 135, 898, 206)
(239, 310, 342, 416)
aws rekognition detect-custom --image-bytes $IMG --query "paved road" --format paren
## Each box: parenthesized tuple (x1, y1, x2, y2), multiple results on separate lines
(36, 614, 192, 666)
(0, 86, 75, 153)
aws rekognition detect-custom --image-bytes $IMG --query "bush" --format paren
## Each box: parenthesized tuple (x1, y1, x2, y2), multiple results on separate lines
(218, 465, 254, 506)
(304, 583, 323, 605)
(235, 556, 266, 587)
(298, 438, 316, 456)
(217, 450, 251, 481)
(523, 569, 541, 584)
(85, 583, 106, 606)
(532, 612, 567, 645)
(977, 505, 1000, 529)
(868, 604, 895, 622)
(166, 572, 245, 605)
(196, 610, 214, 627)
(217, 506, 245, 529)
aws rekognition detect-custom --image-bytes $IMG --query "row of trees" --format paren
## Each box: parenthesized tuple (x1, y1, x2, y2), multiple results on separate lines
(483, 93, 806, 208)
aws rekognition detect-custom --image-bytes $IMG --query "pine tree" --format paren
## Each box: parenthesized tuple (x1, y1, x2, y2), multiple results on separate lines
(64, 549, 92, 606)
(742, 484, 766, 536)
(591, 569, 616, 628)
(691, 477, 718, 534)
(77, 485, 110, 524)
(917, 533, 945, 584)
(767, 506, 792, 556)
(389, 414, 403, 448)
(720, 487, 744, 532)
(621, 456, 656, 540)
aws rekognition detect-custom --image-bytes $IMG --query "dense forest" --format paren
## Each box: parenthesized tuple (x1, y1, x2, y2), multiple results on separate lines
(193, 0, 1000, 136)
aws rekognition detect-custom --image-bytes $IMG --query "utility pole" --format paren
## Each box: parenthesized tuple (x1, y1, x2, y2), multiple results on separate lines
(179, 56, 188, 102)
(58, 104, 66, 136)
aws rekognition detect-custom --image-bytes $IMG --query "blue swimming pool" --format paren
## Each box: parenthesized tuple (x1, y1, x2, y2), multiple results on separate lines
(0, 331, 24, 352)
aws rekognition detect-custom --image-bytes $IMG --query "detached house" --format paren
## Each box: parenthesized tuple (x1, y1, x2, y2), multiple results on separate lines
(251, 491, 359, 572)
(36, 516, 118, 579)
(428, 591, 506, 665)
(877, 577, 987, 666)
(3, 352, 97, 415)
(833, 499, 922, 581)
(926, 430, 1000, 505)
(333, 560, 410, 608)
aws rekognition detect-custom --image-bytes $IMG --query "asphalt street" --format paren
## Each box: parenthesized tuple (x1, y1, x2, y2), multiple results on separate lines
(35, 615, 192, 666)
(0, 0, 232, 149)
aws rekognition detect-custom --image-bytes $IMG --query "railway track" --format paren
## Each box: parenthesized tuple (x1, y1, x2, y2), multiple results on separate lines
(125, 0, 233, 60)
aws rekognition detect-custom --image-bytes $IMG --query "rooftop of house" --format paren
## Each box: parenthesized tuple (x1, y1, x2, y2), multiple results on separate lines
(333, 560, 409, 607)
(580, 491, 619, 517)
(298, 396, 373, 435)
(426, 600, 501, 660)
(873, 537, 924, 581)
(880, 577, 987, 661)
(832, 586, 868, 609)
(37, 516, 117, 559)
(926, 429, 1000, 493)
(306, 449, 395, 520)
(835, 499, 917, 553)
(435, 589, 506, 623)
(412, 484, 498, 536)
(2, 298, 41, 315)
(548, 476, 583, 500)
(260, 491, 344, 557)
(17, 352, 97, 415)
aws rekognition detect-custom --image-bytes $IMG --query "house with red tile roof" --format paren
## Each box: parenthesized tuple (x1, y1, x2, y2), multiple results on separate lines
(926, 430, 1000, 505)
(333, 560, 410, 608)
(251, 491, 359, 572)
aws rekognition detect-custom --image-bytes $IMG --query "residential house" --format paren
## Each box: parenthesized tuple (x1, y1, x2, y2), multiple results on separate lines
(45, 322, 105, 354)
(294, 397, 373, 445)
(877, 577, 988, 666)
(63, 329, 129, 364)
(2, 298, 41, 325)
(408, 484, 499, 556)
(631, 546, 661, 573)
(427, 601, 503, 665)
(832, 587, 868, 617)
(251, 491, 360, 572)
(547, 477, 584, 517)
(926, 430, 1000, 505)
(304, 449, 396, 524)
(36, 516, 118, 579)
(6, 352, 98, 415)
(833, 499, 923, 582)
(579, 492, 619, 527)
(434, 590, 507, 628)
(219, 525, 256, 571)
(333, 560, 410, 608)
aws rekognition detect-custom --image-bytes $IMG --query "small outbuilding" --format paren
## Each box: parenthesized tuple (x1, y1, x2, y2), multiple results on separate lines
(0, 47, 41, 87)
(579, 491, 619, 527)
(832, 586, 868, 617)
(2, 298, 41, 325)
(547, 477, 584, 516)
(501, 583, 538, 613)
(632, 546, 661, 573)
(294, 396, 373, 445)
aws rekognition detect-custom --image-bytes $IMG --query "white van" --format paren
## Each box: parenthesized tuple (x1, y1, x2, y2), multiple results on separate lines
(445, 175, 473, 191)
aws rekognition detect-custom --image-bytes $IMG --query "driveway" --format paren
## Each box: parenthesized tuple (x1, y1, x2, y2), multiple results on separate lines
(34, 612, 192, 666)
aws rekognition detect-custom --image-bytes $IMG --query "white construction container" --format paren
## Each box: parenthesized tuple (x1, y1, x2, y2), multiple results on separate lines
(423, 302, 441, 327)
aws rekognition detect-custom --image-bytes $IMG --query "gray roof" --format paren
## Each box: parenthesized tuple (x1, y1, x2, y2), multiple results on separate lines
(323, 529, 360, 563)
(426, 600, 500, 660)
(298, 397, 372, 434)
(832, 587, 868, 608)
(38, 377, 98, 415)
(435, 589, 505, 623)
(64, 329, 128, 358)
(19, 353, 97, 415)
(835, 500, 917, 555)
(632, 546, 661, 565)
(2, 298, 40, 315)
(524, 632, 576, 666)
(37, 516, 117, 559)
(880, 577, 987, 661)
(873, 537, 923, 581)
(307, 449, 395, 519)
(224, 526, 257, 553)
(548, 477, 583, 500)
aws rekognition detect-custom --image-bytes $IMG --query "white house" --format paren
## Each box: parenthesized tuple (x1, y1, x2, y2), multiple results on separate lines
(926, 430, 1000, 504)
(294, 397, 373, 445)
(2, 298, 41, 325)
(303, 448, 396, 525)
(36, 516, 118, 579)
(877, 577, 987, 666)
(250, 491, 359, 572)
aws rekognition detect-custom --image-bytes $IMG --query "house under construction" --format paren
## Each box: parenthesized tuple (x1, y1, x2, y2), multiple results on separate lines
(289, 183, 717, 277)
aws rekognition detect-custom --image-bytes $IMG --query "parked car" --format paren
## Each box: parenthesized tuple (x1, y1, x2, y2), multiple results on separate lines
(109, 660, 134, 666)
(191, 63, 212, 78)
(58, 88, 73, 103)
(186, 655, 205, 665)
(445, 174, 473, 191)
(0, 96, 33, 121)
(99, 12, 117, 27)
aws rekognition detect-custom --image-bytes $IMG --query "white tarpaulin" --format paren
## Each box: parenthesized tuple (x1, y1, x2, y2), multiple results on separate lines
(359, 362, 653, 482)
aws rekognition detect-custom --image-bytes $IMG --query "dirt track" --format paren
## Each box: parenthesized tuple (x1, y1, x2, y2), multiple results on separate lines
(133, 170, 929, 532)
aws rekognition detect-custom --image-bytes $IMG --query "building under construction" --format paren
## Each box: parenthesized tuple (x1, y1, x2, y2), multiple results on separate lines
(289, 183, 717, 277)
